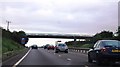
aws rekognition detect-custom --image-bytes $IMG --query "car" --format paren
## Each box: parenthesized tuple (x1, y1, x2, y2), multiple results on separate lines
(31, 45, 38, 49)
(39, 46, 44, 48)
(44, 44, 50, 49)
(88, 40, 120, 65)
(47, 45, 55, 50)
(55, 43, 68, 53)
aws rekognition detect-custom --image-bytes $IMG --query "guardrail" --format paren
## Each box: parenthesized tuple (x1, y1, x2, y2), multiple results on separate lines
(68, 47, 90, 54)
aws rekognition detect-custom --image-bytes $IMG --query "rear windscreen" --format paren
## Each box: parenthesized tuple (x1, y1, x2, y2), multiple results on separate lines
(58, 44, 66, 46)
(102, 41, 120, 47)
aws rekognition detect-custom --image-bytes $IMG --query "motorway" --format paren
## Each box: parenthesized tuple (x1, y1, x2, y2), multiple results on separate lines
(2, 48, 120, 67)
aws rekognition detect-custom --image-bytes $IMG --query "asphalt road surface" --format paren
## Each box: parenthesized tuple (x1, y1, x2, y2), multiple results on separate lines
(2, 48, 120, 67)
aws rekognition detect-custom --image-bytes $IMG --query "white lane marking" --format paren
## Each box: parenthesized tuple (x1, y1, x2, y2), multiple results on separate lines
(69, 52, 88, 56)
(67, 58, 71, 61)
(58, 55, 61, 57)
(85, 65, 88, 67)
(12, 48, 31, 67)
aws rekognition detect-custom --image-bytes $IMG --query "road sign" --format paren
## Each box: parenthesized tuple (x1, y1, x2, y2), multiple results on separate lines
(21, 38, 25, 44)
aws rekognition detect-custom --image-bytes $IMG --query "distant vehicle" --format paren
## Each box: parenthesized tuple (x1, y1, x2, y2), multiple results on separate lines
(39, 46, 44, 48)
(31, 45, 38, 49)
(88, 40, 120, 65)
(47, 45, 55, 50)
(44, 44, 50, 49)
(55, 43, 68, 53)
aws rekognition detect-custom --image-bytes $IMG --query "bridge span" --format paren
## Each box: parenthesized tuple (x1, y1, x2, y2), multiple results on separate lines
(26, 33, 93, 39)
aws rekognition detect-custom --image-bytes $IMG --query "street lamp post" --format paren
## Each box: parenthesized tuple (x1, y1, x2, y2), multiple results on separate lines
(6, 20, 11, 31)
(73, 35, 77, 47)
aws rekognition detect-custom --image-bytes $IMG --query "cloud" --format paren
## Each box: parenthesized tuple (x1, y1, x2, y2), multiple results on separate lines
(0, 0, 119, 35)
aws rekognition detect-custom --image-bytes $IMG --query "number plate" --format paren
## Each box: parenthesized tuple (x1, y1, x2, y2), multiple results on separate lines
(112, 50, 120, 52)
(62, 47, 64, 48)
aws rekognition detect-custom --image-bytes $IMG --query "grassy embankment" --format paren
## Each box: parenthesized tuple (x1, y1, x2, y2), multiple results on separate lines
(0, 38, 2, 62)
(2, 37, 26, 61)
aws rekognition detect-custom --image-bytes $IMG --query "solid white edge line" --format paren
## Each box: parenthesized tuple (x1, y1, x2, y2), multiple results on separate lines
(12, 48, 31, 67)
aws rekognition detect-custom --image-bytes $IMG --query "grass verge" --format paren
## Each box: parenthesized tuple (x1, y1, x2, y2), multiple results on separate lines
(68, 44, 94, 48)
(2, 37, 26, 61)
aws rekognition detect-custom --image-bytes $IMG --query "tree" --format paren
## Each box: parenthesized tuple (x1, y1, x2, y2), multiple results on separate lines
(117, 26, 120, 36)
(116, 26, 120, 40)
(2, 28, 12, 39)
(92, 31, 114, 43)
(2, 27, 29, 47)
(12, 31, 20, 43)
(18, 31, 29, 46)
(95, 31, 113, 38)
(11, 30, 29, 46)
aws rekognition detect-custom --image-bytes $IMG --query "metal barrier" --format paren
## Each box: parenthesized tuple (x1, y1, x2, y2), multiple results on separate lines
(68, 47, 90, 54)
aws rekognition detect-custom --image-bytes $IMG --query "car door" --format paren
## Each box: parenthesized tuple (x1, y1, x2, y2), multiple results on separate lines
(90, 41, 100, 60)
(93, 41, 102, 60)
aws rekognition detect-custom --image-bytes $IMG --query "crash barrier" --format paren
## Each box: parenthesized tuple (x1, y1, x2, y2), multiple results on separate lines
(68, 47, 90, 54)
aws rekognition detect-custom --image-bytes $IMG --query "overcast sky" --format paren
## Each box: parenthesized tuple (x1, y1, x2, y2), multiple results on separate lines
(0, 0, 119, 35)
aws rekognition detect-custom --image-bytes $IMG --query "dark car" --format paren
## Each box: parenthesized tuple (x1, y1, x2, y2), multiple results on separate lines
(44, 44, 50, 49)
(88, 40, 120, 65)
(31, 45, 38, 49)
(47, 45, 55, 50)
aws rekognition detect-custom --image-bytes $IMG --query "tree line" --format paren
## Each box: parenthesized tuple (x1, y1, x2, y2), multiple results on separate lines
(1, 27, 29, 47)
(92, 26, 120, 43)
(66, 26, 120, 46)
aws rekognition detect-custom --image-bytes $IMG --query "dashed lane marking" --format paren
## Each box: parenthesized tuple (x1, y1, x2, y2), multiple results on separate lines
(58, 55, 61, 57)
(85, 65, 88, 67)
(12, 48, 31, 67)
(67, 58, 71, 61)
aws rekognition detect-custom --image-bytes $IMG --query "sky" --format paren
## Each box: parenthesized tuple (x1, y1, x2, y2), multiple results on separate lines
(0, 0, 119, 46)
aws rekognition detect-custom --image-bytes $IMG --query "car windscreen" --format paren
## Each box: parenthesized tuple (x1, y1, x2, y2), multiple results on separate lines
(58, 44, 66, 46)
(102, 41, 120, 47)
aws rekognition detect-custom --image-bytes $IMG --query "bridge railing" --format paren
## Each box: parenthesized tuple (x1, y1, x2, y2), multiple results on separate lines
(26, 33, 93, 37)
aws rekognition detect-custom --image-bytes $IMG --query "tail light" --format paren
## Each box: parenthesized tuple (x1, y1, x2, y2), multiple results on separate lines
(101, 48, 107, 52)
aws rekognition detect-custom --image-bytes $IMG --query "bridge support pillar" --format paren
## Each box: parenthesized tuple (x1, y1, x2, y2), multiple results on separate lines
(74, 38, 77, 47)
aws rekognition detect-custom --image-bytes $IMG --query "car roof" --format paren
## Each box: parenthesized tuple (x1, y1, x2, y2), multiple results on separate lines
(31, 45, 37, 46)
(99, 40, 118, 42)
(57, 43, 66, 44)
